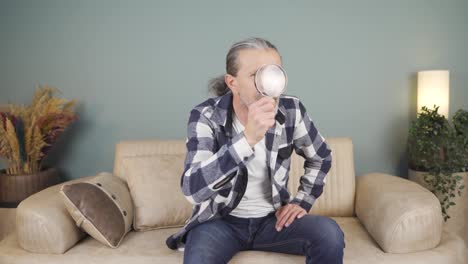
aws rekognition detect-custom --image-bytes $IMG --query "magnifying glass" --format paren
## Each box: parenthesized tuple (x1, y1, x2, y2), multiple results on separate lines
(254, 64, 287, 99)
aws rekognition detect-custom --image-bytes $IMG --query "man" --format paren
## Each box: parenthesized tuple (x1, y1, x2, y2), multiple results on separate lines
(166, 37, 345, 264)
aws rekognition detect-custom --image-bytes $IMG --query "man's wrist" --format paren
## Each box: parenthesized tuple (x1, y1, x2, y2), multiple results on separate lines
(243, 132, 256, 148)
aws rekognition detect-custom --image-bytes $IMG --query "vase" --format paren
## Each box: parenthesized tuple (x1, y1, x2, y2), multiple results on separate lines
(408, 168, 468, 245)
(0, 167, 60, 208)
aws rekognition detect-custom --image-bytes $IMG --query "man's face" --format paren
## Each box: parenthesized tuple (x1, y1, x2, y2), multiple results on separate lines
(228, 48, 282, 107)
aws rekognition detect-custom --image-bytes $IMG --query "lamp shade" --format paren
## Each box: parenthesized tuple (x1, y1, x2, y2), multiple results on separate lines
(417, 70, 450, 118)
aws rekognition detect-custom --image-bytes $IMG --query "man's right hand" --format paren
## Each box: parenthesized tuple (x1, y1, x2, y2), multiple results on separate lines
(244, 96, 277, 147)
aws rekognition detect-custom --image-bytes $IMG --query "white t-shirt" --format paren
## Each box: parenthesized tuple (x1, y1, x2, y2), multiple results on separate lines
(228, 111, 276, 218)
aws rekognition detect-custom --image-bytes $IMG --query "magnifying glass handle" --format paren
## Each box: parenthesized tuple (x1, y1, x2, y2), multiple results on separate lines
(273, 97, 279, 112)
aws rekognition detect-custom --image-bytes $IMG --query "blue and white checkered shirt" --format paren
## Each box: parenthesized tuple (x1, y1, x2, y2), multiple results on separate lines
(166, 90, 332, 250)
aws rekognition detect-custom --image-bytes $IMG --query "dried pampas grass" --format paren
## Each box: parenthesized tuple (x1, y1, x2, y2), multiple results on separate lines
(0, 85, 78, 175)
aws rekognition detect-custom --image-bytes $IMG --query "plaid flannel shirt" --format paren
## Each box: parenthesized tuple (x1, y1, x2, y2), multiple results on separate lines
(166, 90, 332, 251)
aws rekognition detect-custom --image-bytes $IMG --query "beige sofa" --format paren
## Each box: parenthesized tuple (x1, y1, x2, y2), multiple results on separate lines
(0, 137, 466, 263)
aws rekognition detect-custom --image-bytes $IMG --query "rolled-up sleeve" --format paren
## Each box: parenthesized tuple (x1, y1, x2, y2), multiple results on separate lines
(289, 99, 333, 212)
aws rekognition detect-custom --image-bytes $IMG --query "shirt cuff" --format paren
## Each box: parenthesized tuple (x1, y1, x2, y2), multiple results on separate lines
(290, 192, 316, 213)
(228, 131, 255, 164)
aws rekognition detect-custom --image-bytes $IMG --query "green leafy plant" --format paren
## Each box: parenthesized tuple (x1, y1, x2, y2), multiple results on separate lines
(407, 105, 467, 221)
(0, 85, 78, 175)
(453, 109, 468, 155)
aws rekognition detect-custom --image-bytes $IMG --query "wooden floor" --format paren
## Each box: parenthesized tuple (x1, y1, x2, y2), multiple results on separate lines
(0, 208, 16, 241)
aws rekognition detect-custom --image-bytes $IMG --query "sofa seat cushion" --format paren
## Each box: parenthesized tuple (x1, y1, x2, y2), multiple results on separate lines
(1, 217, 465, 264)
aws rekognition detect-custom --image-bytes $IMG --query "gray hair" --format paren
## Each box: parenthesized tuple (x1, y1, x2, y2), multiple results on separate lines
(209, 37, 280, 96)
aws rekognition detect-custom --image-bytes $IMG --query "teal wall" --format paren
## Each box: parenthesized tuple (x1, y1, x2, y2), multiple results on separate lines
(1, 0, 467, 180)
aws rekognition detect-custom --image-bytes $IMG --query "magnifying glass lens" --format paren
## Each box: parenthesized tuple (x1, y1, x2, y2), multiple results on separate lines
(255, 64, 287, 98)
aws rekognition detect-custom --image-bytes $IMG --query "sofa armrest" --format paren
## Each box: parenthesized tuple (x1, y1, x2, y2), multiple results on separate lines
(16, 175, 97, 254)
(355, 173, 443, 253)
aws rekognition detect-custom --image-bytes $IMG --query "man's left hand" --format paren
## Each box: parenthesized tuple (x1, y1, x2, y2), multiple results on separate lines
(275, 203, 307, 232)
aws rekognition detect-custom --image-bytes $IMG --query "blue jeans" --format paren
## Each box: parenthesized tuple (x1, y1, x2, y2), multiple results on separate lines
(183, 211, 345, 264)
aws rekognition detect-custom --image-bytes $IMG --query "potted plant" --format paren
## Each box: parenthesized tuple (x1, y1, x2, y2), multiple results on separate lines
(0, 85, 78, 207)
(407, 105, 467, 233)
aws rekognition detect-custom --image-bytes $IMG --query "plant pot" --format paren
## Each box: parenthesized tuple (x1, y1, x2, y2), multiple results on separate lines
(408, 168, 468, 245)
(0, 167, 60, 208)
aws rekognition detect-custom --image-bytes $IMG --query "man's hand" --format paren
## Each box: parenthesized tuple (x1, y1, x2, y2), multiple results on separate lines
(244, 96, 276, 147)
(275, 204, 307, 232)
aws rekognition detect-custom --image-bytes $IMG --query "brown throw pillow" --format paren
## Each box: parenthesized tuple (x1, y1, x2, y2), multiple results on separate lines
(60, 172, 133, 248)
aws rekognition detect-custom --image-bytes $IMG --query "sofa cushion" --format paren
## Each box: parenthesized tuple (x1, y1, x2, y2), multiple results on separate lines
(60, 172, 133, 248)
(121, 154, 192, 231)
(2, 217, 465, 264)
(355, 173, 443, 253)
(113, 138, 357, 218)
(16, 176, 98, 254)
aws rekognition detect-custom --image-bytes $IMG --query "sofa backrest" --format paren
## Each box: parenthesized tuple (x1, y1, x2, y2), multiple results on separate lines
(113, 137, 355, 217)
(289, 137, 356, 217)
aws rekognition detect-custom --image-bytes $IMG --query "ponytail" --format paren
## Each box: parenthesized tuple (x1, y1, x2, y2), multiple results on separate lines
(208, 75, 230, 96)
